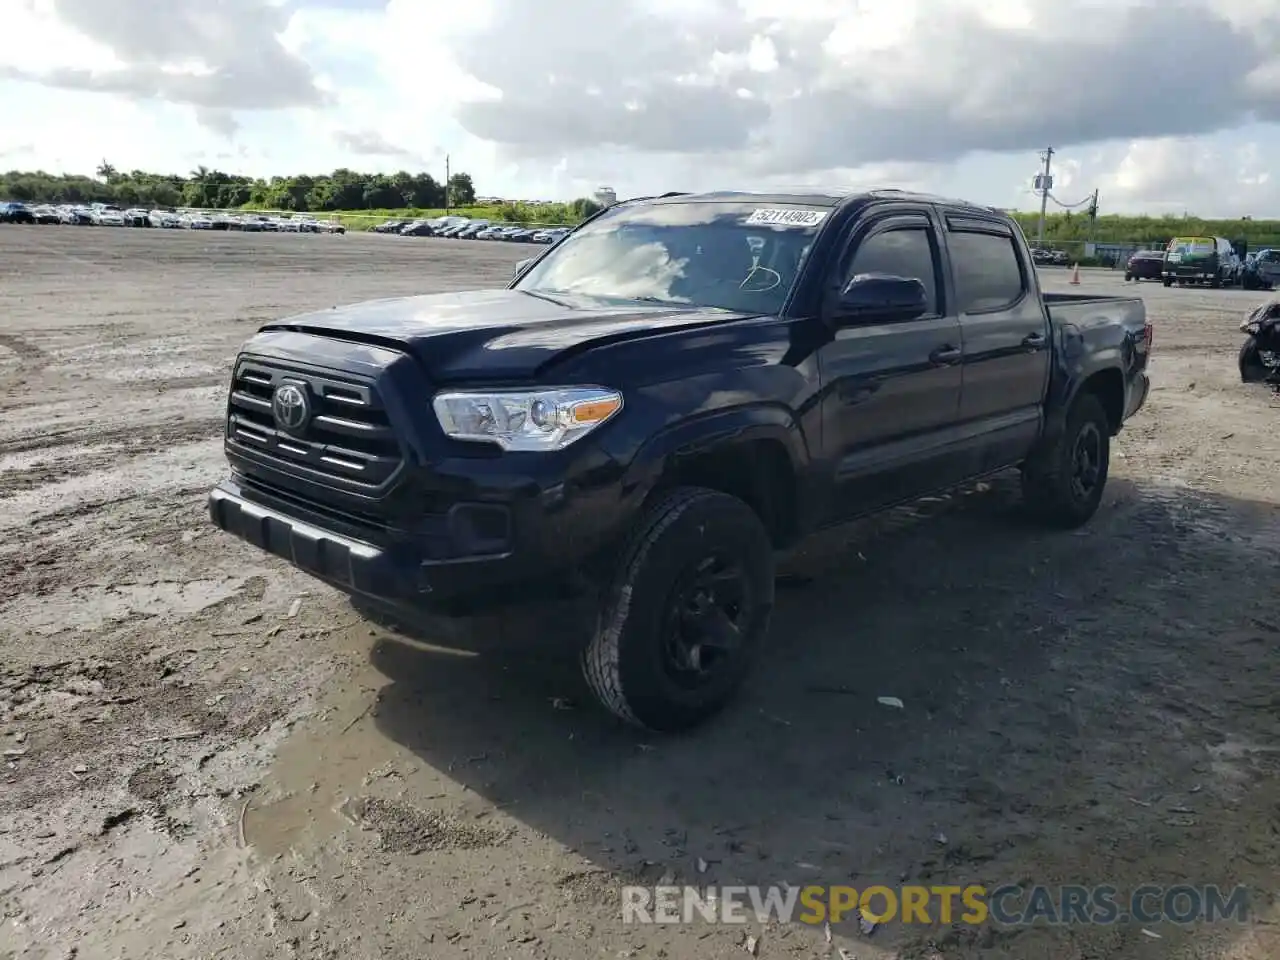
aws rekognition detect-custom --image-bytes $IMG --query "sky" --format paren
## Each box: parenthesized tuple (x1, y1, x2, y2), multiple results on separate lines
(1, 0, 1279, 216)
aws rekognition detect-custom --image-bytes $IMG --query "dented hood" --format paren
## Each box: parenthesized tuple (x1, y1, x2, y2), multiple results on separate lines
(260, 288, 755, 380)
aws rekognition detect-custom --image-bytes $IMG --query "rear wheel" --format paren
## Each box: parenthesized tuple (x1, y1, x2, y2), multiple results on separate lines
(1021, 393, 1111, 529)
(581, 487, 775, 732)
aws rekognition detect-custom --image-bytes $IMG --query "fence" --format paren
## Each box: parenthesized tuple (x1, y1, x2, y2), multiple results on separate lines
(1033, 237, 1280, 268)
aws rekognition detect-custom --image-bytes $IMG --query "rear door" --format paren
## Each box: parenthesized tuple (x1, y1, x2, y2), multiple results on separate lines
(819, 206, 966, 518)
(944, 213, 1050, 472)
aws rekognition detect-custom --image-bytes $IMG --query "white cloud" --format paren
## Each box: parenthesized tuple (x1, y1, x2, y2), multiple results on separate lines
(1, 0, 1279, 215)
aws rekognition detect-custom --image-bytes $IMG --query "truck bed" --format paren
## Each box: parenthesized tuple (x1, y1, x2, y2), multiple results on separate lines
(1043, 292, 1146, 338)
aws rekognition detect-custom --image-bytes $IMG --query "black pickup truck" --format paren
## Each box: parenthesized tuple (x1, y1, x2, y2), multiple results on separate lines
(208, 189, 1151, 732)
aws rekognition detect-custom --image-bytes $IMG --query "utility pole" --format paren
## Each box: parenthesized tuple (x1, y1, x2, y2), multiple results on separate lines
(444, 154, 451, 215)
(1035, 146, 1054, 248)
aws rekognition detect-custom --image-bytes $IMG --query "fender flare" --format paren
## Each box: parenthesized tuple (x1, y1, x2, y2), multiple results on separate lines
(620, 403, 812, 497)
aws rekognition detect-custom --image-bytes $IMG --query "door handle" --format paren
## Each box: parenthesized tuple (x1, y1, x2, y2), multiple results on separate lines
(1022, 332, 1046, 348)
(929, 344, 962, 365)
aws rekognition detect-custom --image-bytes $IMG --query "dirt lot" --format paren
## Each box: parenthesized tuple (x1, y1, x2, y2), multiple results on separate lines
(2, 226, 1279, 960)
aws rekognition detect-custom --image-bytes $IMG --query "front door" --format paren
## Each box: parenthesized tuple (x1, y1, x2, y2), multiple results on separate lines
(818, 210, 965, 520)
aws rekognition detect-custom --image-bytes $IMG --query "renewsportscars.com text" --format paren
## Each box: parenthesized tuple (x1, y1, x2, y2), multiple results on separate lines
(621, 884, 1250, 927)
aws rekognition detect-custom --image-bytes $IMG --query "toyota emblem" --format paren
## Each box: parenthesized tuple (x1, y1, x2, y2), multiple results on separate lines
(272, 382, 310, 432)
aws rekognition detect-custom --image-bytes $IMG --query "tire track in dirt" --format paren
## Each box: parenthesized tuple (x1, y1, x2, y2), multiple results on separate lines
(0, 414, 223, 458)
(0, 333, 51, 393)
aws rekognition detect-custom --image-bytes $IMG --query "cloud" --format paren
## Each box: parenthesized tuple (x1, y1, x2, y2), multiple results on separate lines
(1, 0, 325, 111)
(2, 0, 1280, 215)
(194, 108, 239, 139)
(332, 129, 423, 162)
(1093, 137, 1273, 215)
(448, 0, 1280, 176)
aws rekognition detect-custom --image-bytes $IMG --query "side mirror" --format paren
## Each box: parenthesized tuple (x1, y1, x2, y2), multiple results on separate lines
(513, 257, 534, 280)
(831, 273, 928, 325)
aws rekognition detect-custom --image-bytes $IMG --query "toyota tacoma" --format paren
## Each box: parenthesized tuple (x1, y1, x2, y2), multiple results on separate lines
(208, 189, 1152, 732)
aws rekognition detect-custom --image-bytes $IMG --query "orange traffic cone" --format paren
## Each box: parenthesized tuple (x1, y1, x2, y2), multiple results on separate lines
(1070, 263, 1081, 285)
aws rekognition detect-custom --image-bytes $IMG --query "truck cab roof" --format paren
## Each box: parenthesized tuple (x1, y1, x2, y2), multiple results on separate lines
(635, 188, 1008, 218)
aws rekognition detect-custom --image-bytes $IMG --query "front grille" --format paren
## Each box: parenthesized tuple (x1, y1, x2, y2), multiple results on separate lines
(226, 357, 403, 493)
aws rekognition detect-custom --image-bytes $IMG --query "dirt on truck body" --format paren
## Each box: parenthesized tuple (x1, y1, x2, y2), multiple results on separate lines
(2, 226, 1280, 960)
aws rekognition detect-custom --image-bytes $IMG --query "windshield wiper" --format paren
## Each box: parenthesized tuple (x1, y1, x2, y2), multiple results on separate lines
(630, 296, 686, 306)
(519, 288, 572, 307)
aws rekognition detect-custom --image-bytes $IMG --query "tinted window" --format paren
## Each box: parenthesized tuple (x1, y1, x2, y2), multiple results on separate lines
(846, 227, 939, 314)
(949, 231, 1026, 313)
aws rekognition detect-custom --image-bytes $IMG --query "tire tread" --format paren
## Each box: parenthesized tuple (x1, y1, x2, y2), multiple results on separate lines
(581, 486, 764, 730)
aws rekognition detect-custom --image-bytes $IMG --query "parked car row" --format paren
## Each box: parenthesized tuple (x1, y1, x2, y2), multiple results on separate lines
(1031, 247, 1071, 266)
(373, 215, 571, 244)
(0, 201, 346, 234)
(1124, 235, 1267, 290)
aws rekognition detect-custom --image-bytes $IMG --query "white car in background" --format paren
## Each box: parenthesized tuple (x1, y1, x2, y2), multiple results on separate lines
(148, 209, 181, 228)
(184, 212, 214, 229)
(92, 204, 126, 226)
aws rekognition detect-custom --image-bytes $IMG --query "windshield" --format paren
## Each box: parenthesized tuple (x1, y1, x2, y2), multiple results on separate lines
(1168, 237, 1213, 255)
(513, 200, 828, 314)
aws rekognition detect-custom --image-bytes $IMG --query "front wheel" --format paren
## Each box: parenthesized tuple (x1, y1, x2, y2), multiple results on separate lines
(1124, 273, 1133, 282)
(1162, 278, 1173, 287)
(1021, 393, 1111, 529)
(581, 487, 776, 732)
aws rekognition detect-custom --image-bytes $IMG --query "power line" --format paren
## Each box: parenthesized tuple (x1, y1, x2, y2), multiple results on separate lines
(1047, 192, 1093, 209)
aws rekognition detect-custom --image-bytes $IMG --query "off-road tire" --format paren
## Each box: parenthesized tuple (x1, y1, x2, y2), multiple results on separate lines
(1021, 393, 1111, 529)
(581, 487, 775, 732)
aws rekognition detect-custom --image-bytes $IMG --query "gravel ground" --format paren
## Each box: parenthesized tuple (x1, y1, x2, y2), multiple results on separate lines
(2, 226, 1279, 960)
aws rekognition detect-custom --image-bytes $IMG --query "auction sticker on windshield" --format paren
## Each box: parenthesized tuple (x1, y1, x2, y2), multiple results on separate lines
(744, 208, 829, 227)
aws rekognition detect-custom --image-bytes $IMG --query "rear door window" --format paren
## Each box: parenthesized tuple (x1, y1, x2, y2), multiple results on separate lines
(949, 230, 1027, 313)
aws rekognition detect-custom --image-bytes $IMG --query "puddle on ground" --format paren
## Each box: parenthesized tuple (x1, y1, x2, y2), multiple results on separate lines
(238, 625, 485, 863)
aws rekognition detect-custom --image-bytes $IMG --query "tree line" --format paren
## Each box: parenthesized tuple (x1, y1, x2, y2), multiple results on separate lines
(1007, 210, 1280, 248)
(0, 162, 481, 212)
(2, 162, 1278, 244)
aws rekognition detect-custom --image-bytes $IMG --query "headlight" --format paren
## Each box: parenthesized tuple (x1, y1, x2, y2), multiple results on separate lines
(432, 386, 623, 451)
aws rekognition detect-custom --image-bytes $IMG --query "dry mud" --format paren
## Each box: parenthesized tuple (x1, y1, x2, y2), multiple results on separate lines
(2, 226, 1279, 960)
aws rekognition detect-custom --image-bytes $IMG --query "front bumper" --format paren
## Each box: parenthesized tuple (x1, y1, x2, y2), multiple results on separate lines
(208, 465, 630, 614)
(210, 482, 407, 596)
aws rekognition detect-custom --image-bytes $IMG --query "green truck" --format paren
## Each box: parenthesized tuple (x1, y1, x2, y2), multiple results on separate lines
(1162, 236, 1242, 288)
